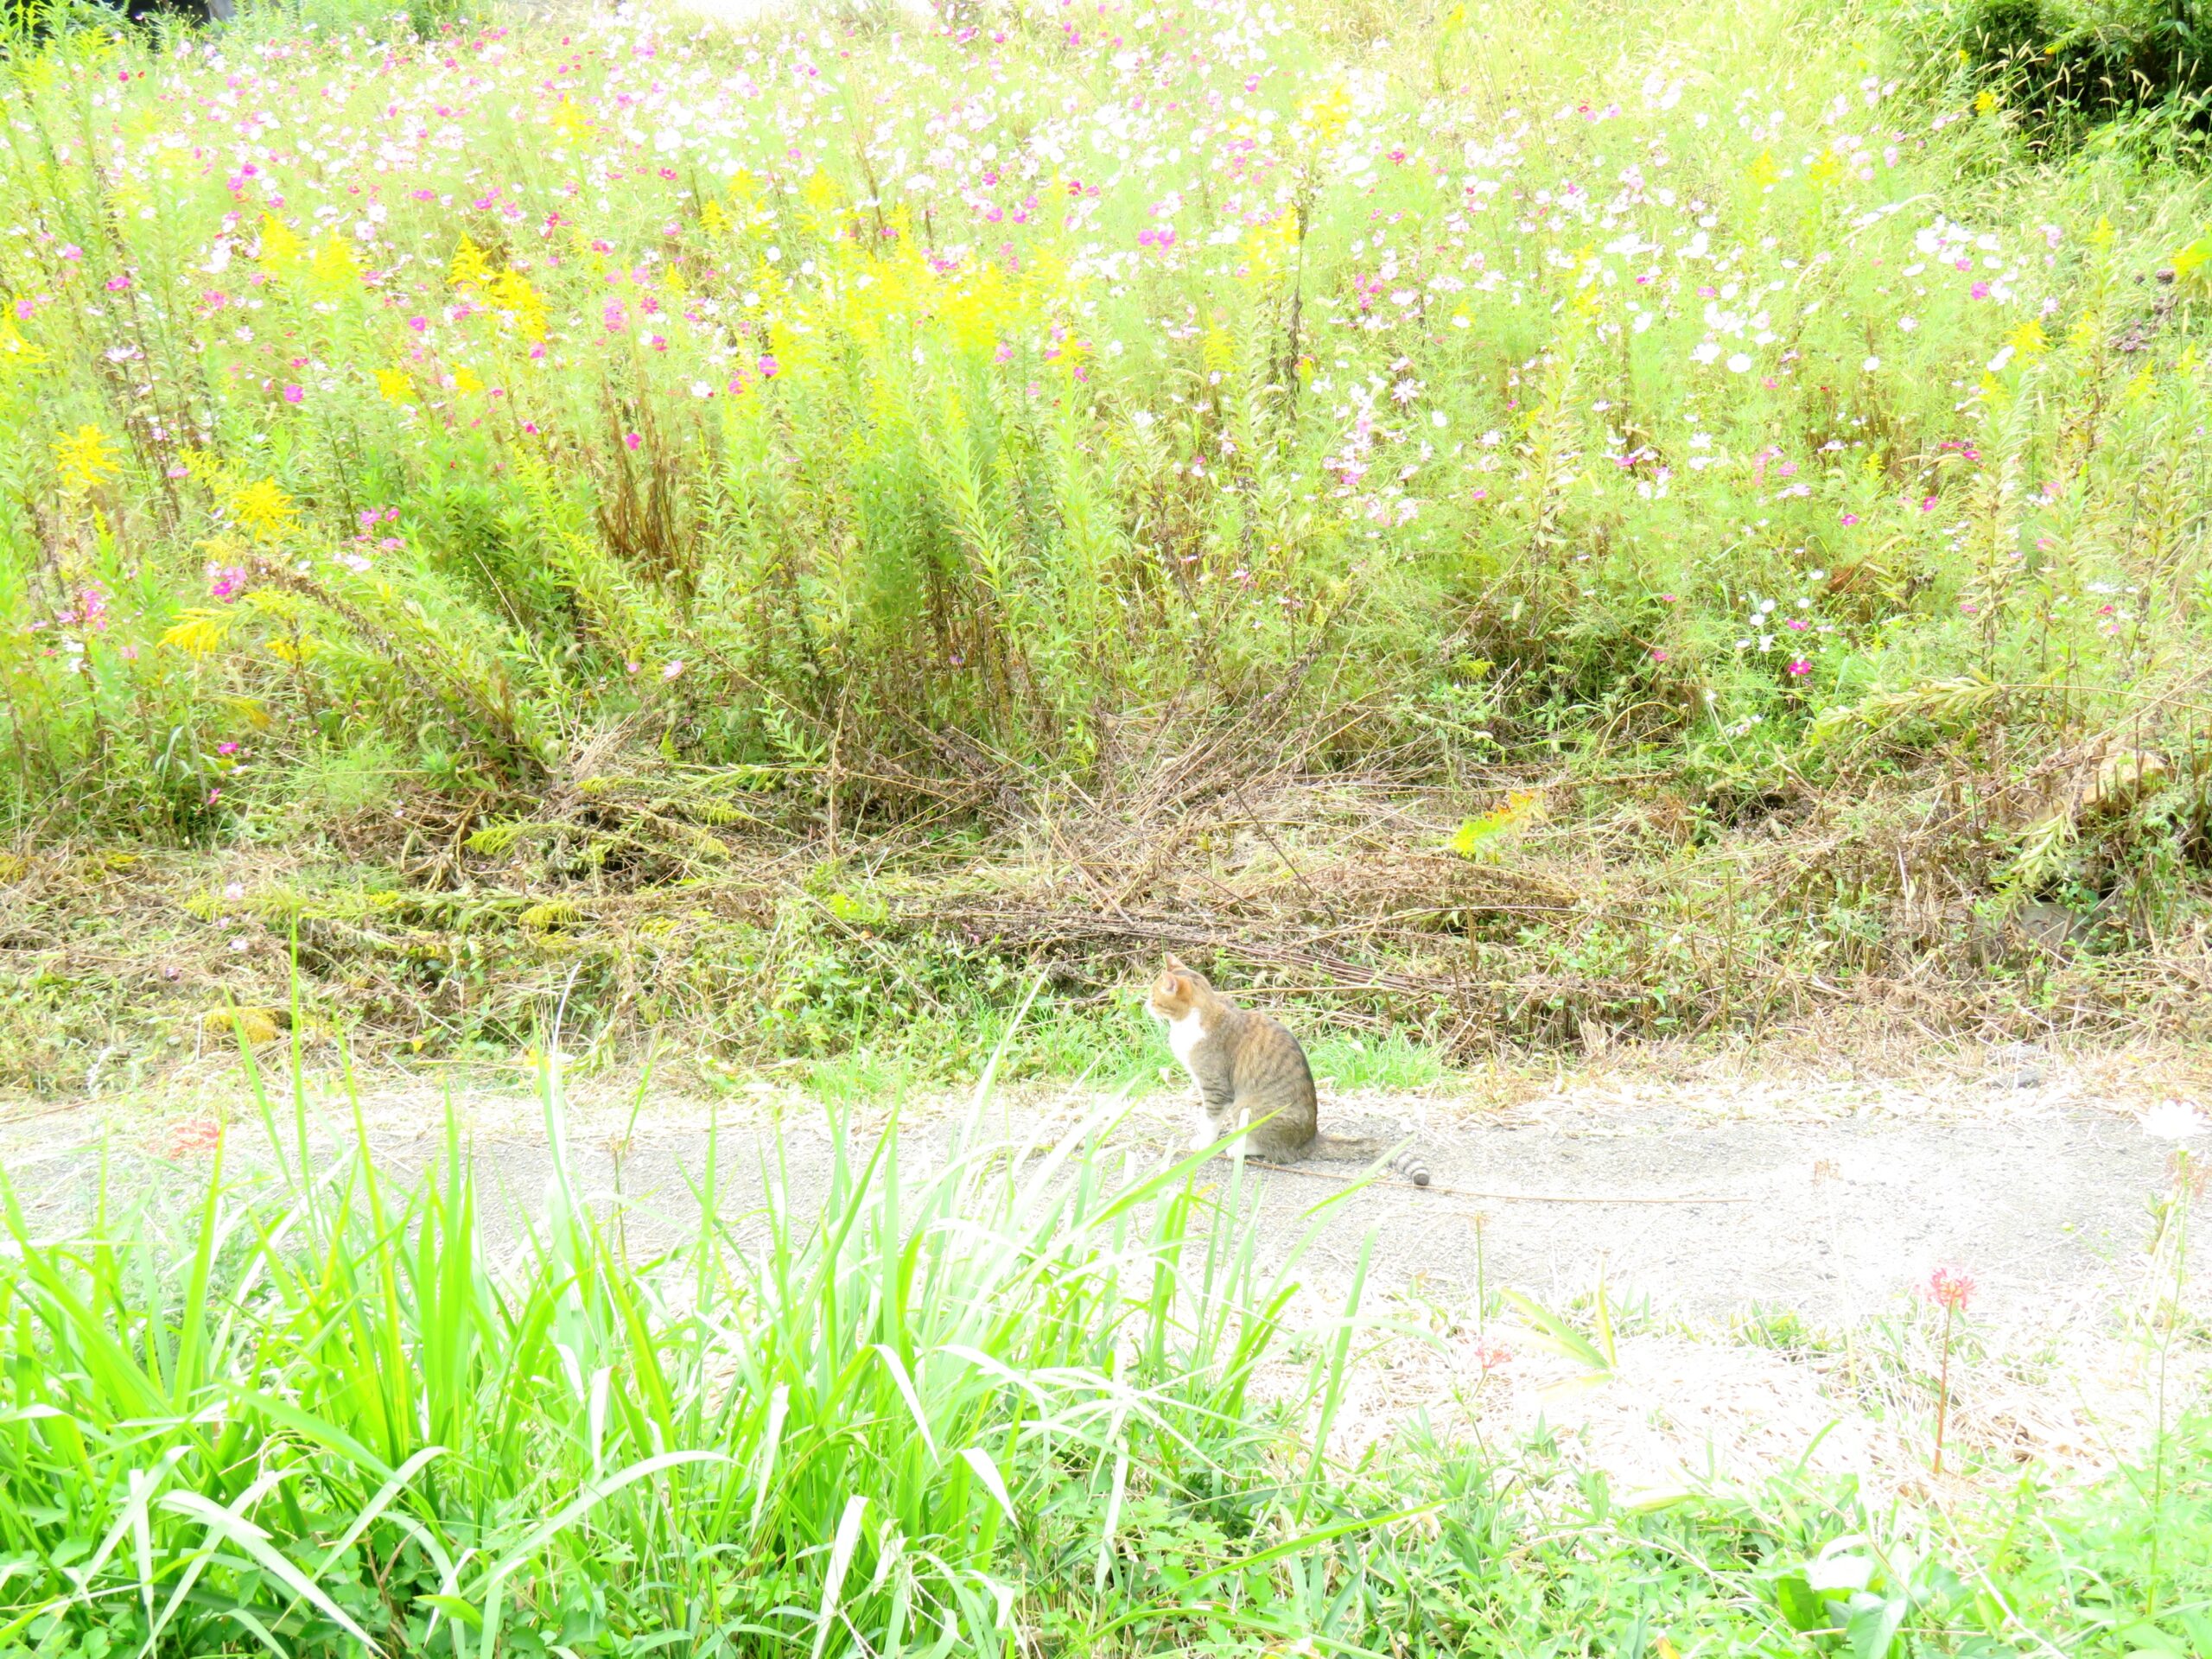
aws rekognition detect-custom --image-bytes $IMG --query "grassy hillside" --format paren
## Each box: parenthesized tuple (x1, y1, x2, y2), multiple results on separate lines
(3, 0, 2212, 1088)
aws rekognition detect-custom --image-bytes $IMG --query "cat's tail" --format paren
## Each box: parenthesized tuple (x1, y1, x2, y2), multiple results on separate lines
(1307, 1134, 1431, 1187)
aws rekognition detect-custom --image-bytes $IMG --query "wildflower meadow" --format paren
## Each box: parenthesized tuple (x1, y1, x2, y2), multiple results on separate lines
(0, 2, 2209, 1652)
(0, 0, 2207, 1033)
(1, 0, 2206, 1077)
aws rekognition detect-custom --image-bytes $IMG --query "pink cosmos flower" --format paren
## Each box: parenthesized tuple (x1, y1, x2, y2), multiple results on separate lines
(1785, 657, 1812, 677)
(281, 385, 303, 404)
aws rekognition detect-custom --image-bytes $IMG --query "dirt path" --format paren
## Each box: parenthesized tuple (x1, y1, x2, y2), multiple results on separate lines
(2, 1050, 2190, 1329)
(6, 1048, 2203, 1502)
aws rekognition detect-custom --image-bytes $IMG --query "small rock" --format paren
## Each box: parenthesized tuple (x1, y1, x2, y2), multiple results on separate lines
(1986, 1041, 2045, 1090)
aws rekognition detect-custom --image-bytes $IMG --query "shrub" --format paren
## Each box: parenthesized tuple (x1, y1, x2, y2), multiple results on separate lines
(1955, 0, 2212, 137)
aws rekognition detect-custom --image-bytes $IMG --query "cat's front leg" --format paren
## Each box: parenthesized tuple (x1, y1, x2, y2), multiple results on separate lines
(1191, 1081, 1239, 1153)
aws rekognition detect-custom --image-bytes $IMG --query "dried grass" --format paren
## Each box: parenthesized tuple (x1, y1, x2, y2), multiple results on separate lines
(4, 737, 2211, 1095)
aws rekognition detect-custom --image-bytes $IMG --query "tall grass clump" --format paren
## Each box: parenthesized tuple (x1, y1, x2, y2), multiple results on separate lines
(0, 1046, 1397, 1655)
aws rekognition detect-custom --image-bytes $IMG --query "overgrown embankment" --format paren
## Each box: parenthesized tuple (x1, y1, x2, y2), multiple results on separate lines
(5, 0, 2212, 1090)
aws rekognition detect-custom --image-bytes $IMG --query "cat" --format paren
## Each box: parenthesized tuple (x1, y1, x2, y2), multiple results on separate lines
(1146, 955, 1431, 1185)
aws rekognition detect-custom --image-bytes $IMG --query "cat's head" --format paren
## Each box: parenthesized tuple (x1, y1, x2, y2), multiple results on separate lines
(1146, 955, 1211, 1020)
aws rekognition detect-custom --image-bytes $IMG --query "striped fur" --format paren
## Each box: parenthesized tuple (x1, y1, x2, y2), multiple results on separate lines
(1146, 955, 1430, 1186)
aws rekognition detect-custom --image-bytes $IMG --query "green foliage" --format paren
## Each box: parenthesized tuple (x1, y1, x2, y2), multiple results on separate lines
(0, 1056, 1358, 1656)
(1, 1052, 2209, 1654)
(1952, 0, 2212, 141)
(0, 0, 2204, 931)
(1302, 1030, 1452, 1093)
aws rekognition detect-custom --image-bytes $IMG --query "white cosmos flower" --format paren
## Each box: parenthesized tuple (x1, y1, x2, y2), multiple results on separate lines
(1726, 353, 1752, 373)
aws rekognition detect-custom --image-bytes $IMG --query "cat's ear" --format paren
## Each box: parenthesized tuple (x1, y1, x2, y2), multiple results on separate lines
(1162, 954, 1186, 971)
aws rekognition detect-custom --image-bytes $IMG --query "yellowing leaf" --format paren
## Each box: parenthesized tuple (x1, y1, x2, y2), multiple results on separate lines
(2171, 232, 2212, 279)
(2087, 748, 2167, 810)
(0, 316, 45, 371)
(1447, 789, 1546, 857)
(204, 1006, 282, 1046)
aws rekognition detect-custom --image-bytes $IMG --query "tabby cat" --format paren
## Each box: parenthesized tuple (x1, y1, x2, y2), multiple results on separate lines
(1147, 956, 1431, 1185)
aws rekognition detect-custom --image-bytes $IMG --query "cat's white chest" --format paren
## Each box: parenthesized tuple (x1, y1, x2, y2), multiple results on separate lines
(1166, 1008, 1207, 1077)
